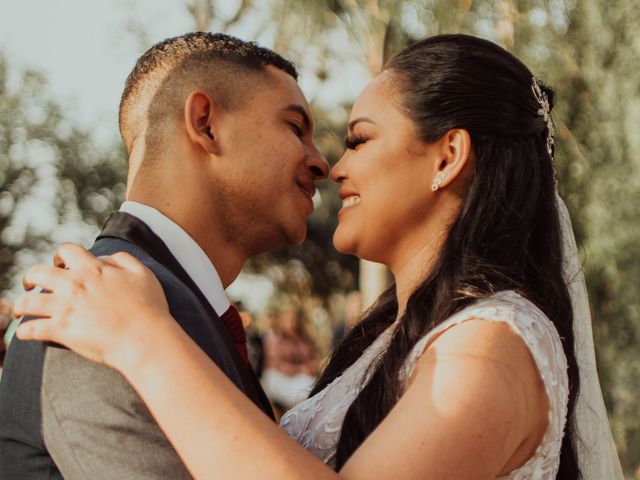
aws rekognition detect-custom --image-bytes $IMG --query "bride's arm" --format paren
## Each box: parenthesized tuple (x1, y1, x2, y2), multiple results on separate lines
(15, 244, 546, 480)
(15, 244, 337, 479)
(118, 312, 338, 480)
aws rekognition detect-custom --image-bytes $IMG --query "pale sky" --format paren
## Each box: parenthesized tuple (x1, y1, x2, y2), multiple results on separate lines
(1, 0, 174, 143)
(0, 0, 369, 145)
(0, 0, 369, 309)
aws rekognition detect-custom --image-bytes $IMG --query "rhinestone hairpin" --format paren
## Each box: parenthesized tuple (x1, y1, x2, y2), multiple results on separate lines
(531, 77, 555, 158)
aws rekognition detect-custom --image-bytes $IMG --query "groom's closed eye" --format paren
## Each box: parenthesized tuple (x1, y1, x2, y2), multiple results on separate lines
(282, 104, 311, 134)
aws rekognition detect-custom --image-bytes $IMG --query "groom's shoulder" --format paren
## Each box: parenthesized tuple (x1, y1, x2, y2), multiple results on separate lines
(88, 237, 244, 394)
(90, 237, 169, 281)
(89, 238, 215, 332)
(89, 238, 191, 305)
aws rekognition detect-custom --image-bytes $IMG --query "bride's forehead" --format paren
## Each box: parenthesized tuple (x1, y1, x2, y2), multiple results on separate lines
(349, 75, 399, 120)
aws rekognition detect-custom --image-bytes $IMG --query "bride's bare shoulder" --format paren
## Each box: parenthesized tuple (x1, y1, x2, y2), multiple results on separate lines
(341, 317, 550, 479)
(417, 317, 549, 467)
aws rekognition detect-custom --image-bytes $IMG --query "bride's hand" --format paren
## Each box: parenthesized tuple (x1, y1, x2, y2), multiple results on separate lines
(13, 243, 172, 369)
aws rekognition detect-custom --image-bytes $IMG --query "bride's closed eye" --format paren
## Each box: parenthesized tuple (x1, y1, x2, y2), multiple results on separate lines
(344, 134, 368, 150)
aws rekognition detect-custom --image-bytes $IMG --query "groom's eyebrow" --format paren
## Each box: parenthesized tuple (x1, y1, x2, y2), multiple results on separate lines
(283, 104, 312, 131)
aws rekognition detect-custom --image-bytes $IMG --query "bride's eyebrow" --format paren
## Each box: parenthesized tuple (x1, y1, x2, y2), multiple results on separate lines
(348, 116, 376, 131)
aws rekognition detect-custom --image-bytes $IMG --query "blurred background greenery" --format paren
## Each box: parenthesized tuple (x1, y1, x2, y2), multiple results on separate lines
(0, 0, 638, 476)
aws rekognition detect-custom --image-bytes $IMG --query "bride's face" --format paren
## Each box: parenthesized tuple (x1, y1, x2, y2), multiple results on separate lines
(330, 73, 442, 265)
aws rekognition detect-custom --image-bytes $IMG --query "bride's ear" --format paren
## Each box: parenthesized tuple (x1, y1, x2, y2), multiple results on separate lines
(184, 91, 221, 155)
(430, 128, 472, 192)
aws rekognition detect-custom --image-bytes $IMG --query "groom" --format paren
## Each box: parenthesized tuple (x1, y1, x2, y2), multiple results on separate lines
(0, 33, 328, 479)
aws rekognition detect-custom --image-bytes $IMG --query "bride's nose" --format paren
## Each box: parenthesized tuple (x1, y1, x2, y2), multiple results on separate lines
(329, 153, 348, 184)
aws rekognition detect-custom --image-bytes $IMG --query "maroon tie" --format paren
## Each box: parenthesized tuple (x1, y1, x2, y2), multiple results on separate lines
(219, 306, 248, 365)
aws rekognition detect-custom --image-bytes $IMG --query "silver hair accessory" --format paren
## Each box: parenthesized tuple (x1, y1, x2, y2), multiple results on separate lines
(431, 171, 446, 191)
(532, 77, 555, 158)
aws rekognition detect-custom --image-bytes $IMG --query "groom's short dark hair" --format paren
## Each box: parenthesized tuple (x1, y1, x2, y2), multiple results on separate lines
(118, 32, 298, 153)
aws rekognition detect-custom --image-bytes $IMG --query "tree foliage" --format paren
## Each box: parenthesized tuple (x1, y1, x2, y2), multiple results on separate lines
(0, 54, 126, 293)
(556, 1, 640, 472)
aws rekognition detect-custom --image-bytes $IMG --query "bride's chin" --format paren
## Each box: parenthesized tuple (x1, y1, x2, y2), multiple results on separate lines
(332, 231, 357, 255)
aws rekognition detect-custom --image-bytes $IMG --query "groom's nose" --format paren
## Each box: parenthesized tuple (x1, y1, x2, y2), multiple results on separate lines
(306, 143, 329, 180)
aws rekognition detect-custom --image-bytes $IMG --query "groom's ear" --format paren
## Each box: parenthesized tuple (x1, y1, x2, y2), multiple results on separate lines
(184, 91, 220, 155)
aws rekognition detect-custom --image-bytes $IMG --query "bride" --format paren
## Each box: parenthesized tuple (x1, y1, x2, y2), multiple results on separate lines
(14, 34, 621, 479)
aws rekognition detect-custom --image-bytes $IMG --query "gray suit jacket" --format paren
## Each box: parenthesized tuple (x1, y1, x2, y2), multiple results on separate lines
(0, 212, 273, 479)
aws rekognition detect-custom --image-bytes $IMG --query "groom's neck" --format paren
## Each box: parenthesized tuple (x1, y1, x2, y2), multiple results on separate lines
(125, 184, 247, 289)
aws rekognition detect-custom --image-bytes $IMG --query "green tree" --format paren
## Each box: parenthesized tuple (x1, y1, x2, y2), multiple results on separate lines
(554, 1, 640, 473)
(0, 54, 127, 295)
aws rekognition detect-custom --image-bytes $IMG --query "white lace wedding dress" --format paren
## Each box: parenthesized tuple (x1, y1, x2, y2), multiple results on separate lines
(280, 291, 568, 479)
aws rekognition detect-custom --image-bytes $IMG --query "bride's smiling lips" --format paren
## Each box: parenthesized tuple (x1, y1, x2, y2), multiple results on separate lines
(338, 188, 361, 213)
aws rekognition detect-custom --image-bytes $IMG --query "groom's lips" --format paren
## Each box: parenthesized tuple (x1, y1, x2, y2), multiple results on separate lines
(296, 179, 316, 200)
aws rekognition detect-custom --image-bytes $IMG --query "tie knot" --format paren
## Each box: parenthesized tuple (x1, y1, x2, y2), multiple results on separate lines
(220, 306, 248, 365)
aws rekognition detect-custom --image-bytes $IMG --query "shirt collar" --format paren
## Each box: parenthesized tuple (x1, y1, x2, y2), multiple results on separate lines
(119, 201, 230, 316)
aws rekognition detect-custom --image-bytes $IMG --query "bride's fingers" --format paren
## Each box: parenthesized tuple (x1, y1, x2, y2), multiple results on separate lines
(108, 251, 150, 275)
(22, 264, 70, 292)
(13, 291, 56, 318)
(97, 255, 121, 267)
(16, 318, 63, 343)
(53, 243, 101, 270)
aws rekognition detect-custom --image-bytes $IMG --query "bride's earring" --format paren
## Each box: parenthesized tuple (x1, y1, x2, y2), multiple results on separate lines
(431, 171, 446, 191)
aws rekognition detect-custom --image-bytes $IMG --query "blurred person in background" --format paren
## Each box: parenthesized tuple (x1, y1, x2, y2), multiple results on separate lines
(261, 303, 320, 414)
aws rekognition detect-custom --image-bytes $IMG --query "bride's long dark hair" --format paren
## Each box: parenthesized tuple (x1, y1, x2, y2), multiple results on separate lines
(312, 34, 581, 478)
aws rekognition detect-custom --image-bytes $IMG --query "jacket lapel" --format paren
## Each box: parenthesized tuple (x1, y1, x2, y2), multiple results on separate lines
(97, 212, 274, 420)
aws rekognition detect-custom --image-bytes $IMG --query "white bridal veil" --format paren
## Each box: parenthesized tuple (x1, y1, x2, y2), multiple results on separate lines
(556, 194, 624, 479)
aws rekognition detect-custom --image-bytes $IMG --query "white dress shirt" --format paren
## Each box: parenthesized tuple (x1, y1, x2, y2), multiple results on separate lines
(119, 201, 230, 316)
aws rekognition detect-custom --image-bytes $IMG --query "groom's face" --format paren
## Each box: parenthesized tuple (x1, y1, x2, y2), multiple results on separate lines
(214, 66, 329, 253)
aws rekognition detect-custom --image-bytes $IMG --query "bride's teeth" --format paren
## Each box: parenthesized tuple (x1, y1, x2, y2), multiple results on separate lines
(342, 196, 361, 208)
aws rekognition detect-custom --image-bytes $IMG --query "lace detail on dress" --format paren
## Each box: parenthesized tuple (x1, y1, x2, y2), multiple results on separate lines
(280, 324, 395, 467)
(280, 291, 569, 477)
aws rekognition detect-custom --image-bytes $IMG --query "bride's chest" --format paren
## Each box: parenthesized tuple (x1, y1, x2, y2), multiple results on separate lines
(279, 327, 396, 467)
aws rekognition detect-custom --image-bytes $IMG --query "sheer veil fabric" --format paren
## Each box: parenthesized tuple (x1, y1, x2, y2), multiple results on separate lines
(556, 193, 624, 479)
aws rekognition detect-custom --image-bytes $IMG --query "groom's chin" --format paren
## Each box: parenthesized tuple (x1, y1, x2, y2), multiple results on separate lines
(285, 223, 308, 247)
